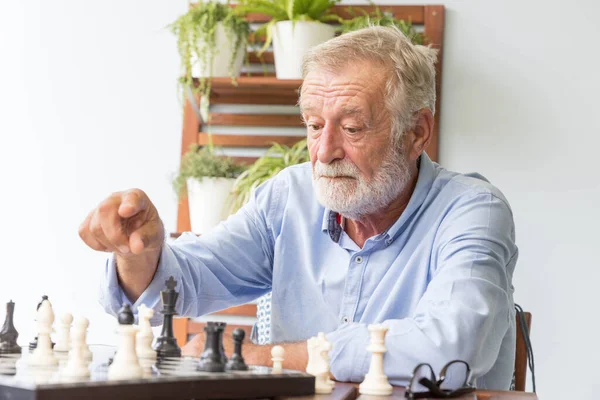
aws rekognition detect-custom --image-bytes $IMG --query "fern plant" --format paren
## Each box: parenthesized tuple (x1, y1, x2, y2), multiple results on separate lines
(173, 144, 247, 198)
(337, 4, 424, 44)
(229, 139, 309, 213)
(235, 0, 340, 55)
(170, 1, 250, 115)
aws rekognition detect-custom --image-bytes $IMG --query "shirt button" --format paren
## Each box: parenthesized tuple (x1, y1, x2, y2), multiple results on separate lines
(342, 316, 350, 323)
(355, 256, 363, 264)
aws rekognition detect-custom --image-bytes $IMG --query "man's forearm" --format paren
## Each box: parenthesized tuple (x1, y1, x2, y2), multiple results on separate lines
(115, 247, 161, 302)
(244, 341, 309, 372)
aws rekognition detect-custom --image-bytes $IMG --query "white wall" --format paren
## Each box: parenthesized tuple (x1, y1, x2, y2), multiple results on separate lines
(1, 1, 598, 399)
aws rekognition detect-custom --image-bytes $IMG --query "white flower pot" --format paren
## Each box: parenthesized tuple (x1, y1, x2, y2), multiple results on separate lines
(271, 21, 336, 80)
(192, 22, 245, 78)
(187, 177, 236, 234)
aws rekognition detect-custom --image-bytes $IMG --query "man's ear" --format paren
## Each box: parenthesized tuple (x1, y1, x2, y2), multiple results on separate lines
(407, 108, 434, 161)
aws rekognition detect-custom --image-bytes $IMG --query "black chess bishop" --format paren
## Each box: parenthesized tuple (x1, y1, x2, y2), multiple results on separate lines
(153, 276, 182, 358)
(0, 300, 21, 354)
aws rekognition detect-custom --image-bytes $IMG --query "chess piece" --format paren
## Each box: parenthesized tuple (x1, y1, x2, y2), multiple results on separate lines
(153, 276, 182, 358)
(318, 332, 335, 389)
(271, 345, 284, 373)
(28, 299, 58, 367)
(29, 295, 49, 350)
(53, 313, 73, 352)
(359, 324, 393, 396)
(76, 317, 93, 362)
(226, 328, 248, 371)
(136, 304, 157, 361)
(197, 321, 226, 372)
(60, 318, 90, 380)
(0, 300, 21, 354)
(108, 304, 143, 380)
(306, 333, 333, 394)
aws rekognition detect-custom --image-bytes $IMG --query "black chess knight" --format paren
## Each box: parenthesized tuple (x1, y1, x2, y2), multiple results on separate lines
(198, 322, 227, 372)
(153, 276, 182, 358)
(0, 300, 21, 354)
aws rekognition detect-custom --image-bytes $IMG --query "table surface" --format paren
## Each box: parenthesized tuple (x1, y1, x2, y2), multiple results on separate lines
(281, 383, 538, 400)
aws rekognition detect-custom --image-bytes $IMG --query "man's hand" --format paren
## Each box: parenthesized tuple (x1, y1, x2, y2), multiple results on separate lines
(79, 188, 165, 301)
(79, 188, 164, 256)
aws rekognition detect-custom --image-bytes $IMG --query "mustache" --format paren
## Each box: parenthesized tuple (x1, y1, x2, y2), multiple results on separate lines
(313, 160, 360, 178)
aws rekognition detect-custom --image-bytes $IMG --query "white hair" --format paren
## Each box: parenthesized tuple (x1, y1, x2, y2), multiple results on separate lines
(301, 25, 438, 149)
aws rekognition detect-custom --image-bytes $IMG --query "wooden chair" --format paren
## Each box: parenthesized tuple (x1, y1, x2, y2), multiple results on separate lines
(514, 311, 532, 392)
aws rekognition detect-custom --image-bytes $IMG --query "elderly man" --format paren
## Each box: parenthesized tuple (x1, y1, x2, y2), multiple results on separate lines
(80, 26, 517, 390)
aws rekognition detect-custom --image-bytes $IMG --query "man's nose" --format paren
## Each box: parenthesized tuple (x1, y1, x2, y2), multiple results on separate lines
(317, 124, 344, 164)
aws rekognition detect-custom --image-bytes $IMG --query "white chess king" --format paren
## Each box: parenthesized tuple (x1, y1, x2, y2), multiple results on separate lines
(359, 324, 393, 396)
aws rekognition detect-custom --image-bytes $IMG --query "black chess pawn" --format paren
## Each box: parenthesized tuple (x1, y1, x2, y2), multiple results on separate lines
(118, 304, 135, 325)
(0, 301, 21, 354)
(153, 276, 182, 359)
(226, 328, 248, 371)
(197, 322, 226, 372)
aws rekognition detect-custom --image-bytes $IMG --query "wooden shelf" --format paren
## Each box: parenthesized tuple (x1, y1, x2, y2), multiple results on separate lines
(202, 76, 302, 105)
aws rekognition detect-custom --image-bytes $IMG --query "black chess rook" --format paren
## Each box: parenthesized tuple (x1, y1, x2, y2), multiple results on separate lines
(226, 327, 248, 371)
(153, 276, 182, 358)
(0, 300, 21, 354)
(198, 322, 227, 372)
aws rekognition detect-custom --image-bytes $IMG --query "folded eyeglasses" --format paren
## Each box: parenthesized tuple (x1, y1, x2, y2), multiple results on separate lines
(405, 360, 476, 399)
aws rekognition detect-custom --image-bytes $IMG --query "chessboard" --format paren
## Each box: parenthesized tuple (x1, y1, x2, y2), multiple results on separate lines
(0, 345, 315, 400)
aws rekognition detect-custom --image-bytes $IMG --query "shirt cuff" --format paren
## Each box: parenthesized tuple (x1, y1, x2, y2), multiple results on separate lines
(326, 323, 371, 382)
(98, 244, 184, 326)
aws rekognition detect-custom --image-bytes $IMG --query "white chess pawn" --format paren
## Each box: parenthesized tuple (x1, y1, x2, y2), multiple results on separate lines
(53, 313, 73, 352)
(29, 300, 58, 367)
(359, 324, 393, 396)
(73, 317, 93, 362)
(108, 305, 143, 380)
(60, 322, 90, 380)
(136, 305, 157, 361)
(271, 345, 284, 373)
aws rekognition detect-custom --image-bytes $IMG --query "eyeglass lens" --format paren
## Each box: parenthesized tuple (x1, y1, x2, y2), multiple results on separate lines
(409, 363, 436, 393)
(439, 360, 469, 391)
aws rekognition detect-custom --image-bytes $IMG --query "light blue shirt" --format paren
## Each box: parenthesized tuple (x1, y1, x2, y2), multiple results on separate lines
(100, 152, 517, 390)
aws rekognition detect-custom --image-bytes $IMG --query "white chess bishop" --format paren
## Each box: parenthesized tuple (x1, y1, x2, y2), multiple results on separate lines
(359, 324, 393, 396)
(28, 299, 58, 367)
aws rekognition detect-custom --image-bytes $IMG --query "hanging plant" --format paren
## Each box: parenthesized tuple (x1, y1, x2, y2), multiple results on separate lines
(169, 1, 250, 117)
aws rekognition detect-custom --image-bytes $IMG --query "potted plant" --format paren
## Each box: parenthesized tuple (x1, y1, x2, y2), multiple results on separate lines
(229, 139, 309, 213)
(235, 0, 340, 79)
(337, 4, 424, 44)
(170, 1, 250, 117)
(173, 145, 247, 234)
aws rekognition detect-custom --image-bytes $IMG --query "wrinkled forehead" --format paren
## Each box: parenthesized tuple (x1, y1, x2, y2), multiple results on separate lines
(299, 64, 388, 115)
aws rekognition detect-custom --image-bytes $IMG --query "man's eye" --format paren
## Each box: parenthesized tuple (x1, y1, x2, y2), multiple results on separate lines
(344, 127, 360, 134)
(308, 124, 321, 132)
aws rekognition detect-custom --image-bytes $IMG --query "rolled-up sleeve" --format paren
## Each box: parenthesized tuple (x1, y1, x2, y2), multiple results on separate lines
(98, 176, 286, 325)
(327, 192, 517, 386)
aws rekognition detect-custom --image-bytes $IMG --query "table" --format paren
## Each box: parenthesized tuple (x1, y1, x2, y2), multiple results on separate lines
(281, 383, 538, 400)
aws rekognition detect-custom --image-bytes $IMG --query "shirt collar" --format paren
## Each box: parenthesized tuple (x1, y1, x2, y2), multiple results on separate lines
(321, 152, 436, 244)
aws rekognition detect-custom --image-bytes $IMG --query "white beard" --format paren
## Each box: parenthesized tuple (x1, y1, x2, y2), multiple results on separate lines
(311, 146, 411, 220)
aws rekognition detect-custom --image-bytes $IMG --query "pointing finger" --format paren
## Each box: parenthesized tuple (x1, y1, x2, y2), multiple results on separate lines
(118, 190, 147, 219)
